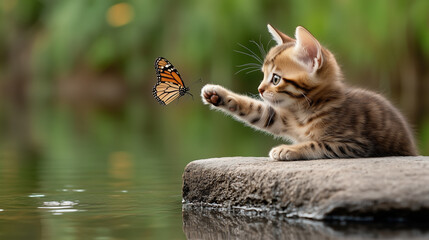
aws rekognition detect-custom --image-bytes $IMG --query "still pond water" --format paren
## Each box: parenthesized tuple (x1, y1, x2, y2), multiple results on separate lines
(1, 153, 429, 240)
(0, 152, 185, 239)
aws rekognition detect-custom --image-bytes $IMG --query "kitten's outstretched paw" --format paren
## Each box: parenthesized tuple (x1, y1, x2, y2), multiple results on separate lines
(201, 84, 237, 111)
(269, 145, 300, 161)
(201, 84, 223, 106)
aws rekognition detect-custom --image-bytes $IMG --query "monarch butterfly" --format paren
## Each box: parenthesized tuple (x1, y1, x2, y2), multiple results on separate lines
(153, 57, 191, 105)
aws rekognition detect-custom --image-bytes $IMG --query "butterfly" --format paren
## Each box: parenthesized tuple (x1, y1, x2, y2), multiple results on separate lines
(153, 57, 191, 105)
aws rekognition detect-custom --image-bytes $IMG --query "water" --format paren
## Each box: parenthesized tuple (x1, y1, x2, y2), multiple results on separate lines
(0, 155, 185, 240)
(183, 206, 429, 240)
(1, 156, 429, 240)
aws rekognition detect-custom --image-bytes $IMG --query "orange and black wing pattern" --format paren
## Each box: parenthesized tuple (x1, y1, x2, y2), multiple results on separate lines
(153, 57, 190, 105)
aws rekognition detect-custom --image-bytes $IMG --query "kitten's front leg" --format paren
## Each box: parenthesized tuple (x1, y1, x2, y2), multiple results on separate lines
(270, 141, 366, 160)
(269, 143, 318, 161)
(202, 84, 240, 111)
(201, 84, 280, 133)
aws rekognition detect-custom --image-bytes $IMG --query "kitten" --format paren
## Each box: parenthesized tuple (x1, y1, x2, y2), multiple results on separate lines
(201, 25, 418, 160)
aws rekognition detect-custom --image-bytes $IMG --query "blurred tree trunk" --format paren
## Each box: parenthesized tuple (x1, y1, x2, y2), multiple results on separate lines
(2, 26, 38, 158)
(401, 25, 429, 129)
(389, 24, 429, 134)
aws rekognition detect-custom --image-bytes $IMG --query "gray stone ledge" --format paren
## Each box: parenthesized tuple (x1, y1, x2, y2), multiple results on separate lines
(182, 156, 429, 221)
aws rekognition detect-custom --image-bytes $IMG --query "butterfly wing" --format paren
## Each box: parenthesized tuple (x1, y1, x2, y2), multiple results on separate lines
(153, 81, 182, 105)
(153, 57, 189, 105)
(155, 57, 186, 87)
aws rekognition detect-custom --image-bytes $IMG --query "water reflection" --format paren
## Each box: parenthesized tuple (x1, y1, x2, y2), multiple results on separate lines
(0, 153, 186, 240)
(182, 205, 429, 240)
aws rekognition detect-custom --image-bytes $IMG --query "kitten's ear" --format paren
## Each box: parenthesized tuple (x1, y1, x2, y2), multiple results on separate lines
(294, 26, 323, 72)
(267, 24, 295, 45)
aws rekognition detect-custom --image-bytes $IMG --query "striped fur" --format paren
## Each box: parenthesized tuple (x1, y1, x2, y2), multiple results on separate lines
(201, 26, 417, 160)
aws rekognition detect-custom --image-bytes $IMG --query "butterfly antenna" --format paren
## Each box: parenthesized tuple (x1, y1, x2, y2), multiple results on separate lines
(190, 77, 203, 87)
(187, 91, 194, 101)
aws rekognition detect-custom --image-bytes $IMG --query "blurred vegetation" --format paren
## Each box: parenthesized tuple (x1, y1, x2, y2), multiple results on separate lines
(0, 0, 428, 237)
(0, 0, 427, 160)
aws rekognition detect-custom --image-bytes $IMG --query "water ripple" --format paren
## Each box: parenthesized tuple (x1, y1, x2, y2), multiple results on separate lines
(38, 200, 84, 215)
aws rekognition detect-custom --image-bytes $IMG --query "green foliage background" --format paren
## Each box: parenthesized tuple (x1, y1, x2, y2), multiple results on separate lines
(0, 0, 428, 238)
(2, 0, 427, 158)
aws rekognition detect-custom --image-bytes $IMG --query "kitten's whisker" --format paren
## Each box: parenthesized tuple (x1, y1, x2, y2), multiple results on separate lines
(235, 66, 261, 75)
(245, 68, 262, 74)
(236, 65, 261, 73)
(258, 36, 267, 56)
(239, 42, 263, 63)
(236, 66, 261, 70)
(237, 63, 261, 67)
(250, 36, 267, 58)
(234, 50, 263, 65)
(265, 39, 273, 53)
(236, 65, 260, 71)
(250, 39, 266, 59)
(260, 36, 268, 57)
(236, 43, 263, 64)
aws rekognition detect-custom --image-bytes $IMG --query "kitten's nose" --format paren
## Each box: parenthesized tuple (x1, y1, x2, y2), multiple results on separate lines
(258, 88, 265, 95)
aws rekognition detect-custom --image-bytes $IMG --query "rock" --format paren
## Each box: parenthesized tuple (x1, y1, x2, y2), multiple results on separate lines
(182, 156, 429, 221)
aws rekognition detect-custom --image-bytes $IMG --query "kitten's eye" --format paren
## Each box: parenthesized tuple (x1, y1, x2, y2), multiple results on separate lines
(271, 74, 281, 85)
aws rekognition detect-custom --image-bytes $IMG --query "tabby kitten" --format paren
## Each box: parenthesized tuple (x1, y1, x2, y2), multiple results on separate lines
(201, 25, 417, 160)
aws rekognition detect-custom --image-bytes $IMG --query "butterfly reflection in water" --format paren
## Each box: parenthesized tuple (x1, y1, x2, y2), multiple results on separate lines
(153, 57, 192, 105)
